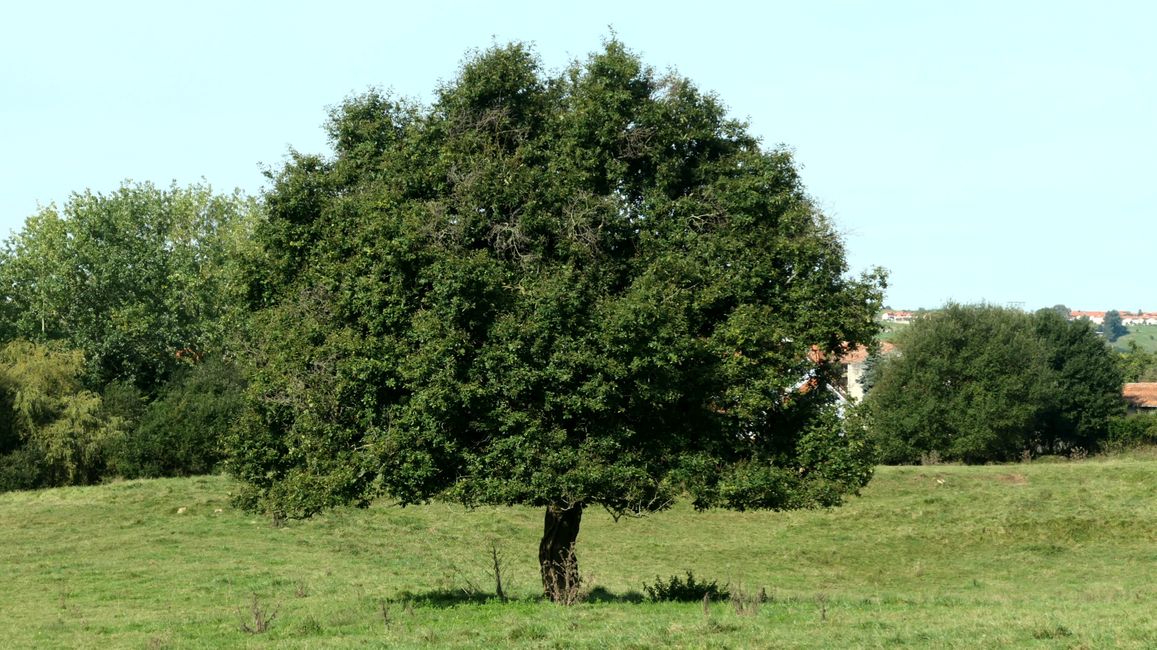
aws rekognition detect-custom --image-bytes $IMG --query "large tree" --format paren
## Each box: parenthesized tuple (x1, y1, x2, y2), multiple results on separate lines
(865, 304, 1123, 463)
(0, 182, 260, 392)
(227, 41, 885, 600)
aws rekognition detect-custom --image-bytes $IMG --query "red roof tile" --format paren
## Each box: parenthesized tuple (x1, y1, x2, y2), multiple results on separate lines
(838, 341, 896, 364)
(1123, 383, 1157, 408)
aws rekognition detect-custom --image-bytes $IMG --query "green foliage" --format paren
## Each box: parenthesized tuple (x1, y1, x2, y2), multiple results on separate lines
(1118, 340, 1157, 382)
(229, 40, 885, 521)
(0, 340, 122, 489)
(107, 357, 245, 479)
(0, 181, 261, 392)
(643, 571, 729, 602)
(865, 304, 1124, 463)
(0, 444, 50, 492)
(1107, 414, 1157, 448)
(1032, 309, 1126, 452)
(1100, 310, 1127, 343)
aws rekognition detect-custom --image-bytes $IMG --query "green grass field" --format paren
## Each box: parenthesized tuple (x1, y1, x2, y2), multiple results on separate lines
(877, 321, 908, 343)
(3, 450, 1156, 649)
(1116, 324, 1157, 353)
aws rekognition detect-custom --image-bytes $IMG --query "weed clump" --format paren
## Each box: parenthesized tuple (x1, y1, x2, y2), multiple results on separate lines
(237, 593, 279, 634)
(643, 571, 729, 602)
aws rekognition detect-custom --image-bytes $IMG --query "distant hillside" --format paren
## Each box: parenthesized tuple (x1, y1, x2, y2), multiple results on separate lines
(1115, 324, 1157, 353)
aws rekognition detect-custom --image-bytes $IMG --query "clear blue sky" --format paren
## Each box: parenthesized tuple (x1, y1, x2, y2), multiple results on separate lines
(3, 1, 1153, 311)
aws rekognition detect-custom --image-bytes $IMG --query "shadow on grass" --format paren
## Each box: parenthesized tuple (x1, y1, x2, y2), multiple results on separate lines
(388, 586, 645, 608)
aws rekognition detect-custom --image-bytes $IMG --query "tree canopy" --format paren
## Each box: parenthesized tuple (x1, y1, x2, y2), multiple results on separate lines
(226, 41, 885, 598)
(864, 304, 1124, 463)
(0, 181, 260, 392)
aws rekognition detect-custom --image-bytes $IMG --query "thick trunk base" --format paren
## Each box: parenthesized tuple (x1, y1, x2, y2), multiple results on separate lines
(539, 504, 583, 603)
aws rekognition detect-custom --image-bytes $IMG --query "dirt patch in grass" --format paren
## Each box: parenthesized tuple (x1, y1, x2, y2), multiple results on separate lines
(995, 473, 1028, 485)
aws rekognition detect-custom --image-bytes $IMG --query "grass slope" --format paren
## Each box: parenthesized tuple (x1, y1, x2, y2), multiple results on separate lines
(3, 451, 1156, 649)
(1116, 324, 1157, 353)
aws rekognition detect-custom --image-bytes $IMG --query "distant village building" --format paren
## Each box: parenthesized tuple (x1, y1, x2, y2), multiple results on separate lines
(1068, 310, 1157, 326)
(1069, 311, 1106, 324)
(882, 309, 1157, 326)
(1120, 312, 1157, 326)
(797, 341, 898, 410)
(840, 341, 897, 401)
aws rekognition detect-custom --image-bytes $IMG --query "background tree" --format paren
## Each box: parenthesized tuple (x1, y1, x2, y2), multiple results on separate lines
(227, 41, 886, 600)
(0, 181, 260, 393)
(864, 304, 1123, 463)
(865, 304, 1046, 463)
(857, 345, 886, 397)
(0, 340, 123, 490)
(1101, 309, 1127, 343)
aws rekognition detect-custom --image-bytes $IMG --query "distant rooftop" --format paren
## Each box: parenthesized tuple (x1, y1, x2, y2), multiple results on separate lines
(1123, 383, 1157, 409)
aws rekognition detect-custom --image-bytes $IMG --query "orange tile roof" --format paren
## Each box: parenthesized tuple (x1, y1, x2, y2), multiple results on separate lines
(838, 341, 896, 364)
(1123, 383, 1157, 408)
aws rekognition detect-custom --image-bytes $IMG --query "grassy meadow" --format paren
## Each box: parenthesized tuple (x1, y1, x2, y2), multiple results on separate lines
(3, 450, 1156, 648)
(1116, 324, 1157, 353)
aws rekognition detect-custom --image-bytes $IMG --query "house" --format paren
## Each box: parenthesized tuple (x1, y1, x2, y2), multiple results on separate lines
(839, 341, 897, 402)
(798, 341, 898, 406)
(1068, 310, 1157, 326)
(1069, 310, 1106, 325)
(1118, 312, 1157, 326)
(1123, 383, 1157, 413)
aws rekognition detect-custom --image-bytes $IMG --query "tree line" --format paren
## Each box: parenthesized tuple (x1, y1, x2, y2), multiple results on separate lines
(0, 183, 253, 489)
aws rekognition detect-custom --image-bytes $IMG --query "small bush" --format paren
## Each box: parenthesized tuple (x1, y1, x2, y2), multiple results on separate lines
(0, 444, 50, 492)
(730, 584, 768, 616)
(643, 571, 729, 602)
(237, 593, 279, 634)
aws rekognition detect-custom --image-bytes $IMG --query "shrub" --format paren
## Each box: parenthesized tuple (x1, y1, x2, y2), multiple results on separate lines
(0, 340, 122, 489)
(108, 357, 244, 478)
(1107, 414, 1157, 448)
(99, 380, 147, 432)
(643, 571, 730, 602)
(0, 444, 50, 492)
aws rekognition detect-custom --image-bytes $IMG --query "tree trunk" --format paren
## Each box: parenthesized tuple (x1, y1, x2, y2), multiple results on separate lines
(539, 503, 583, 603)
